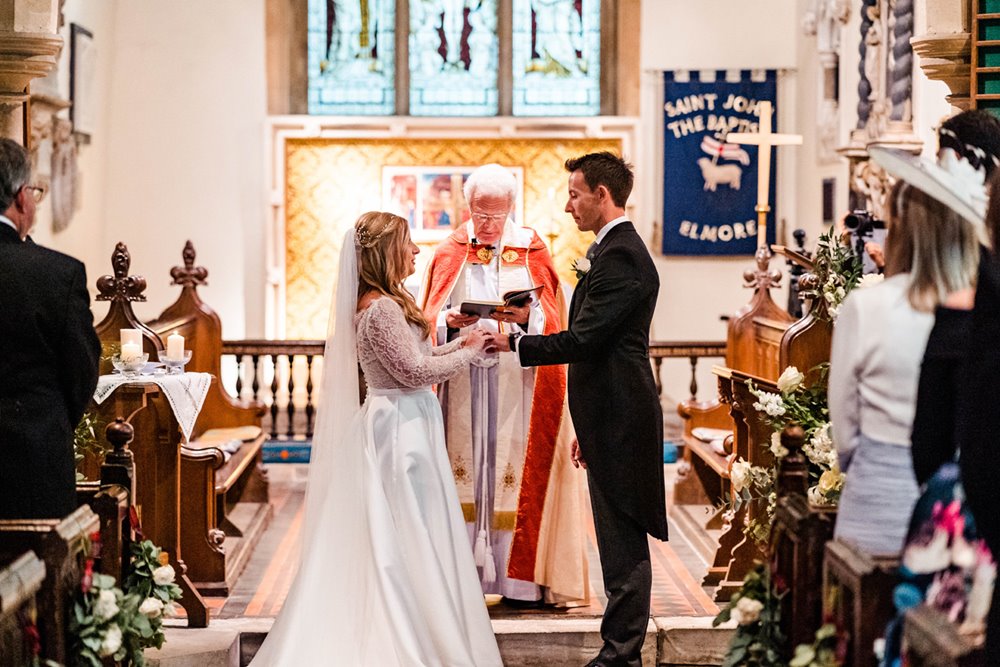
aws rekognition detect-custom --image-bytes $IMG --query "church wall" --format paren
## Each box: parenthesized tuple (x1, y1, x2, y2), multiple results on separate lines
(32, 0, 118, 291)
(95, 0, 267, 337)
(638, 0, 800, 403)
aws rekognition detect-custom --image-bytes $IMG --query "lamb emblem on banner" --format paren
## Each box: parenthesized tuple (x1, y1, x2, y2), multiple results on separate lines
(697, 136, 750, 192)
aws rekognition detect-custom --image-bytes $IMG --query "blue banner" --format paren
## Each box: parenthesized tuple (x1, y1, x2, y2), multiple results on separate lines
(662, 70, 778, 256)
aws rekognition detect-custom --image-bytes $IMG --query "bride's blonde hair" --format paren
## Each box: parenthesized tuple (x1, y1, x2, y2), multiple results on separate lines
(355, 211, 431, 338)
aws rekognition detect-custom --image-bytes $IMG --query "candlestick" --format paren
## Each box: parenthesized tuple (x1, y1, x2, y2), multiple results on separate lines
(167, 333, 185, 360)
(120, 328, 141, 349)
(120, 342, 142, 363)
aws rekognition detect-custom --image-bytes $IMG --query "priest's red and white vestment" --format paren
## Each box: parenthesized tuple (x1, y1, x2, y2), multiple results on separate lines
(421, 220, 588, 604)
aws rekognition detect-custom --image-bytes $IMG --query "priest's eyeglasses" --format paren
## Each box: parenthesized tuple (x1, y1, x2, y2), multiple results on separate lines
(471, 212, 507, 223)
(23, 184, 46, 203)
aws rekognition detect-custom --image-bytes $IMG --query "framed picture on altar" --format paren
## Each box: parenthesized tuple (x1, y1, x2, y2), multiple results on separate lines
(381, 165, 524, 242)
(69, 23, 96, 142)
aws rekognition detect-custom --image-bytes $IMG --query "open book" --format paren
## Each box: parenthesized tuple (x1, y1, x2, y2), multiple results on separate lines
(459, 285, 543, 318)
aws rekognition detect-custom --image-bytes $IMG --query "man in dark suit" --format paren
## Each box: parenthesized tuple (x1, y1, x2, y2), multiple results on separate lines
(0, 138, 101, 519)
(491, 152, 667, 666)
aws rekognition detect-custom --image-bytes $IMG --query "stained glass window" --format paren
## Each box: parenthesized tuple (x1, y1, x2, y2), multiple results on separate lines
(408, 0, 499, 116)
(511, 0, 600, 116)
(308, 0, 396, 115)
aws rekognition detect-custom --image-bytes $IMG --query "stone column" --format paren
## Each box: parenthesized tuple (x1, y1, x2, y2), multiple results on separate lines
(910, 0, 972, 111)
(0, 0, 63, 144)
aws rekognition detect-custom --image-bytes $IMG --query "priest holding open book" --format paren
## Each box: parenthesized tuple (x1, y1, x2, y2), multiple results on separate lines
(421, 163, 588, 607)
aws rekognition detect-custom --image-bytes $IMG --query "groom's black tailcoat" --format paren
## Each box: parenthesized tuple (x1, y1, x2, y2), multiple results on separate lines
(518, 221, 668, 540)
(0, 223, 101, 519)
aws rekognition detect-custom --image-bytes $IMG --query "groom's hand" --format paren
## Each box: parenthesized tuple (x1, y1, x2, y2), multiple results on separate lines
(487, 332, 511, 352)
(571, 439, 586, 469)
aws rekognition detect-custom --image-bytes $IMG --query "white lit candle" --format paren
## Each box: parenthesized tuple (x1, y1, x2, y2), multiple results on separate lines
(120, 328, 142, 349)
(167, 333, 185, 360)
(120, 342, 142, 362)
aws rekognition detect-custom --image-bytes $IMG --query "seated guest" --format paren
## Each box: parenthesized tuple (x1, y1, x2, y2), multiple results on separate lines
(829, 173, 980, 557)
(0, 138, 101, 519)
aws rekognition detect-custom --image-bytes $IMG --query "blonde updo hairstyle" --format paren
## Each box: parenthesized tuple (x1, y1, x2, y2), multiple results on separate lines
(355, 211, 432, 338)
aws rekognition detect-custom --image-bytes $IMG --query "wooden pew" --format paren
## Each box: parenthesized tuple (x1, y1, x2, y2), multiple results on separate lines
(90, 244, 210, 623)
(677, 249, 834, 601)
(823, 539, 898, 667)
(0, 506, 99, 664)
(0, 552, 46, 667)
(903, 606, 986, 666)
(88, 383, 210, 626)
(674, 248, 794, 512)
(147, 241, 271, 595)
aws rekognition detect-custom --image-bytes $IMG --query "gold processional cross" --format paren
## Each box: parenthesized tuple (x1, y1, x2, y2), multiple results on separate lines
(725, 101, 802, 251)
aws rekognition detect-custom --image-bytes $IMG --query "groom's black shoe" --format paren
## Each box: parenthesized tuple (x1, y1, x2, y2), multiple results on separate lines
(500, 595, 544, 609)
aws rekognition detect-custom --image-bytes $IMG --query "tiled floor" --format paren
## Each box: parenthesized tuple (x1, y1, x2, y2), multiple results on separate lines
(206, 461, 718, 623)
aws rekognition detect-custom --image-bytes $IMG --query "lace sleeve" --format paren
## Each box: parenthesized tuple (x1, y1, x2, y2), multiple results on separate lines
(361, 298, 475, 388)
(431, 337, 465, 356)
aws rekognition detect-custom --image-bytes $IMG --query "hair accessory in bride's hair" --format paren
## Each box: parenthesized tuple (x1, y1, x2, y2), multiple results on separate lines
(355, 216, 396, 249)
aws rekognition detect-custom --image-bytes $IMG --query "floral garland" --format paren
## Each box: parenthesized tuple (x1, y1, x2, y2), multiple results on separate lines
(69, 537, 182, 666)
(725, 365, 843, 545)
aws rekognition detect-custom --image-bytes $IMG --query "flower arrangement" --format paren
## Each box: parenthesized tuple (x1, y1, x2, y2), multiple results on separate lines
(70, 538, 182, 666)
(571, 256, 591, 280)
(726, 365, 844, 545)
(713, 562, 786, 667)
(799, 229, 862, 321)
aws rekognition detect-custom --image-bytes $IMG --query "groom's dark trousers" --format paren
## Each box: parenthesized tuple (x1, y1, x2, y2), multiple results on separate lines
(518, 222, 668, 666)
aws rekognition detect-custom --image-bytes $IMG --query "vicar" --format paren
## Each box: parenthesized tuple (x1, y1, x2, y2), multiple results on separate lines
(0, 138, 101, 519)
(491, 152, 668, 667)
(421, 163, 587, 606)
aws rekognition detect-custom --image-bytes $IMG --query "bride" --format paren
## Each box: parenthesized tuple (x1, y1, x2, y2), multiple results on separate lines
(250, 212, 503, 665)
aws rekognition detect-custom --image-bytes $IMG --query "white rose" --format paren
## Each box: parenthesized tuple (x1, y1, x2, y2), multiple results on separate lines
(731, 459, 752, 493)
(858, 273, 885, 289)
(99, 624, 123, 657)
(152, 564, 176, 586)
(573, 257, 591, 273)
(139, 596, 164, 618)
(163, 601, 180, 618)
(769, 431, 789, 458)
(731, 596, 764, 625)
(777, 366, 805, 394)
(94, 589, 119, 621)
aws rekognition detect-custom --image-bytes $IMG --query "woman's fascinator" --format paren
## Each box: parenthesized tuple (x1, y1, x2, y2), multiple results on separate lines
(869, 146, 989, 246)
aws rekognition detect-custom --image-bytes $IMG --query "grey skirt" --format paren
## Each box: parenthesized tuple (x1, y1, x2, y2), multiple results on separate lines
(834, 433, 919, 557)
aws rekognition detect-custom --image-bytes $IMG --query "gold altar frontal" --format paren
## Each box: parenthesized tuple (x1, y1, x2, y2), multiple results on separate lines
(284, 137, 621, 338)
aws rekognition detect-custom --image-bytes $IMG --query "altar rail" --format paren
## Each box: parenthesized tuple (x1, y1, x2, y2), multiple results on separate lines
(220, 339, 727, 440)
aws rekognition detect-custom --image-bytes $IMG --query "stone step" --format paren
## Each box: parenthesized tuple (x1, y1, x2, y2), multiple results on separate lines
(146, 615, 733, 666)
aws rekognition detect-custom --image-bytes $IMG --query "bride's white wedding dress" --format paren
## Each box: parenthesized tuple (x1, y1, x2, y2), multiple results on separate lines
(251, 274, 503, 664)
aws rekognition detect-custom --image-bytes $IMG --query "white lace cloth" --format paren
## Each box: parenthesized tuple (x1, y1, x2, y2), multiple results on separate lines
(93, 372, 212, 442)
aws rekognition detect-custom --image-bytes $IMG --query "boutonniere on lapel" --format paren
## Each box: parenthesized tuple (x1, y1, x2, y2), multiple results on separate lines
(572, 257, 591, 280)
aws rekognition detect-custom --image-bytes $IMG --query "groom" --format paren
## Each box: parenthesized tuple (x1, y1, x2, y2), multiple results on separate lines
(491, 152, 667, 666)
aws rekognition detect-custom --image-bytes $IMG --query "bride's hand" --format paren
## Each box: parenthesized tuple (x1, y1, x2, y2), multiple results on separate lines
(462, 328, 492, 353)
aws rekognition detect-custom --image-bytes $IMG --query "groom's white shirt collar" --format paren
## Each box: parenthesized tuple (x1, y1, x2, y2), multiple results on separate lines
(0, 214, 16, 234)
(593, 215, 628, 246)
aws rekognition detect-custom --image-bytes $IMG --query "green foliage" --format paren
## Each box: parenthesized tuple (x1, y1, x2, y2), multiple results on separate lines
(789, 624, 842, 667)
(800, 228, 862, 322)
(73, 412, 106, 482)
(69, 539, 183, 666)
(713, 562, 787, 667)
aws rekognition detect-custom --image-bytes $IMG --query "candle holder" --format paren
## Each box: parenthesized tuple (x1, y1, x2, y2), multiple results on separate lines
(157, 349, 192, 374)
(111, 353, 149, 378)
